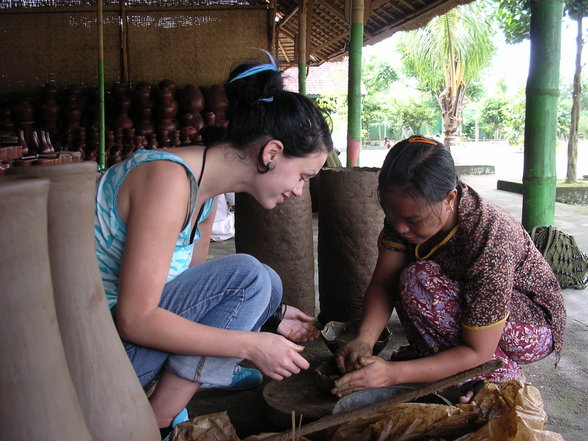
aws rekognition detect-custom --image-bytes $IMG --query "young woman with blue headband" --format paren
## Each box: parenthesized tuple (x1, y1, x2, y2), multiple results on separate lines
(94, 55, 333, 439)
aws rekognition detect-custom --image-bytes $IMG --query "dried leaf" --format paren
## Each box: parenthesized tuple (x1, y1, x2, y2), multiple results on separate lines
(171, 411, 240, 441)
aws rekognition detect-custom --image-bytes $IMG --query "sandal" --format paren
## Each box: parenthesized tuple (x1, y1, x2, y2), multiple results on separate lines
(262, 303, 287, 333)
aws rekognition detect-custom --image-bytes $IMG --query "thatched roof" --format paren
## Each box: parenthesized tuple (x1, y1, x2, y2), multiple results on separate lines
(274, 0, 475, 67)
(0, 0, 474, 69)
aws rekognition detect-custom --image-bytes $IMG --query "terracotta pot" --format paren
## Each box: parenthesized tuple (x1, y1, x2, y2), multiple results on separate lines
(12, 97, 35, 127)
(202, 84, 228, 113)
(0, 177, 94, 441)
(180, 84, 204, 113)
(159, 79, 177, 96)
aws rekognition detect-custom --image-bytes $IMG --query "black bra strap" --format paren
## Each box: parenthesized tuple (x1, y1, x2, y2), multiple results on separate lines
(190, 145, 210, 244)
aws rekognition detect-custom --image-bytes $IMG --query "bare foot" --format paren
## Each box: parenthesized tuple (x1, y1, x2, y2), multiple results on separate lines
(458, 380, 485, 404)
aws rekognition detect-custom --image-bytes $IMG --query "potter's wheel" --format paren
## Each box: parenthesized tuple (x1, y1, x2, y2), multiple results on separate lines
(263, 356, 339, 429)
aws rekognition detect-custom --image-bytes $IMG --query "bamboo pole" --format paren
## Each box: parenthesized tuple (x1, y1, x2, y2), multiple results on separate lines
(522, 0, 562, 229)
(120, 0, 130, 84)
(346, 0, 364, 167)
(298, 0, 307, 95)
(261, 359, 502, 441)
(97, 0, 106, 171)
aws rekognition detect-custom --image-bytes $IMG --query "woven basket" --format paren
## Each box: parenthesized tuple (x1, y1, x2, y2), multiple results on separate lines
(531, 226, 588, 290)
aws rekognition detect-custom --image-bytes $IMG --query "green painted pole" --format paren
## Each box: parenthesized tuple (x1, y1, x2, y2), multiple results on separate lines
(522, 0, 562, 229)
(298, 63, 307, 95)
(346, 0, 363, 167)
(97, 0, 106, 172)
(298, 0, 307, 95)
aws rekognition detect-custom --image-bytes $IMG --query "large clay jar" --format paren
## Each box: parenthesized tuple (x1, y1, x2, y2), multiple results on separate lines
(63, 92, 83, 129)
(201, 84, 228, 113)
(12, 97, 35, 128)
(134, 82, 155, 136)
(179, 84, 204, 116)
(39, 82, 61, 133)
(155, 88, 178, 133)
(0, 104, 14, 133)
(317, 167, 384, 324)
(6, 163, 160, 441)
(0, 177, 94, 441)
(111, 95, 134, 130)
(235, 182, 316, 315)
(159, 79, 177, 97)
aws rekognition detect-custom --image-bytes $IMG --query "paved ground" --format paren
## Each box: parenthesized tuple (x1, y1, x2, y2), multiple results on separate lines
(197, 165, 588, 440)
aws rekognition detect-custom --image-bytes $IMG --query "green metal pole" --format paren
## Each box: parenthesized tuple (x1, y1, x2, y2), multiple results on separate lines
(522, 0, 562, 229)
(346, 0, 363, 167)
(97, 0, 106, 172)
(298, 63, 307, 95)
(298, 0, 307, 96)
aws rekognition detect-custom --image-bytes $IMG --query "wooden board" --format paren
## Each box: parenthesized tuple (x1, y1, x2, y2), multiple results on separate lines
(263, 357, 339, 429)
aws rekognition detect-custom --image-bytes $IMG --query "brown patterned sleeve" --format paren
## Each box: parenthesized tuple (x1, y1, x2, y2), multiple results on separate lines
(379, 215, 408, 253)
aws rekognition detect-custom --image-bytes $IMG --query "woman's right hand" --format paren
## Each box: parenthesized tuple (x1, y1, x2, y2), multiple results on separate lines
(335, 337, 373, 374)
(248, 332, 310, 381)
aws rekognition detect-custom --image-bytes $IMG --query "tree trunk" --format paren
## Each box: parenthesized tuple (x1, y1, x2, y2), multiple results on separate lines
(566, 12, 583, 184)
(438, 85, 466, 150)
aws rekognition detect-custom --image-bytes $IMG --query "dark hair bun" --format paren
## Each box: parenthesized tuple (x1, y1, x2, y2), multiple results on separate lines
(200, 125, 227, 147)
(224, 64, 284, 113)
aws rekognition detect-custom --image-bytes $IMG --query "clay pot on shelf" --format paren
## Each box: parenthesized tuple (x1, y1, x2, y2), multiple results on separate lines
(202, 110, 215, 126)
(179, 84, 204, 115)
(158, 129, 171, 148)
(111, 96, 134, 130)
(39, 82, 61, 133)
(158, 79, 177, 96)
(201, 84, 228, 113)
(0, 104, 15, 133)
(18, 129, 29, 156)
(63, 90, 83, 129)
(38, 130, 53, 154)
(12, 97, 35, 128)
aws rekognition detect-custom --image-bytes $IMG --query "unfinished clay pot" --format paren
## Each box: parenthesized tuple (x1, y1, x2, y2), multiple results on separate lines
(317, 167, 384, 324)
(0, 177, 94, 441)
(320, 320, 391, 355)
(235, 182, 316, 314)
(6, 163, 160, 441)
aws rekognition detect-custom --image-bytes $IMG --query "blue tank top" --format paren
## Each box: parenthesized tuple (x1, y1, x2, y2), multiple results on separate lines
(94, 149, 215, 308)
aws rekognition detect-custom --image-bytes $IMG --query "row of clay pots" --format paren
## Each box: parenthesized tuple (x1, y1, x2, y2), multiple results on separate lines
(1, 80, 228, 136)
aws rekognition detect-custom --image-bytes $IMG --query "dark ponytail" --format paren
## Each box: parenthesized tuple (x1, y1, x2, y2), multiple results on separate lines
(207, 52, 333, 170)
(378, 135, 458, 208)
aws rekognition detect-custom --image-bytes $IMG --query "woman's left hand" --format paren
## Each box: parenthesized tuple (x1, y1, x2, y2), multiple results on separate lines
(331, 356, 395, 398)
(276, 305, 320, 343)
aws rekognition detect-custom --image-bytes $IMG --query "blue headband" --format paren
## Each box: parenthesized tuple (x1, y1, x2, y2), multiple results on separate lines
(228, 63, 278, 83)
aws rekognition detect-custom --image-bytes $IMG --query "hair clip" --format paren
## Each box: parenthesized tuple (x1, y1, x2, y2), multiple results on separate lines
(258, 96, 274, 102)
(228, 64, 278, 83)
(407, 136, 438, 146)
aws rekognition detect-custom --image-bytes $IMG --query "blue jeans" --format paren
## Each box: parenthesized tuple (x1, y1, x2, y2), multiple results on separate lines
(114, 254, 282, 388)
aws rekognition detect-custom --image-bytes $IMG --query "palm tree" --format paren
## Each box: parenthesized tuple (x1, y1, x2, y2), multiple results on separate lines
(396, 0, 497, 149)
